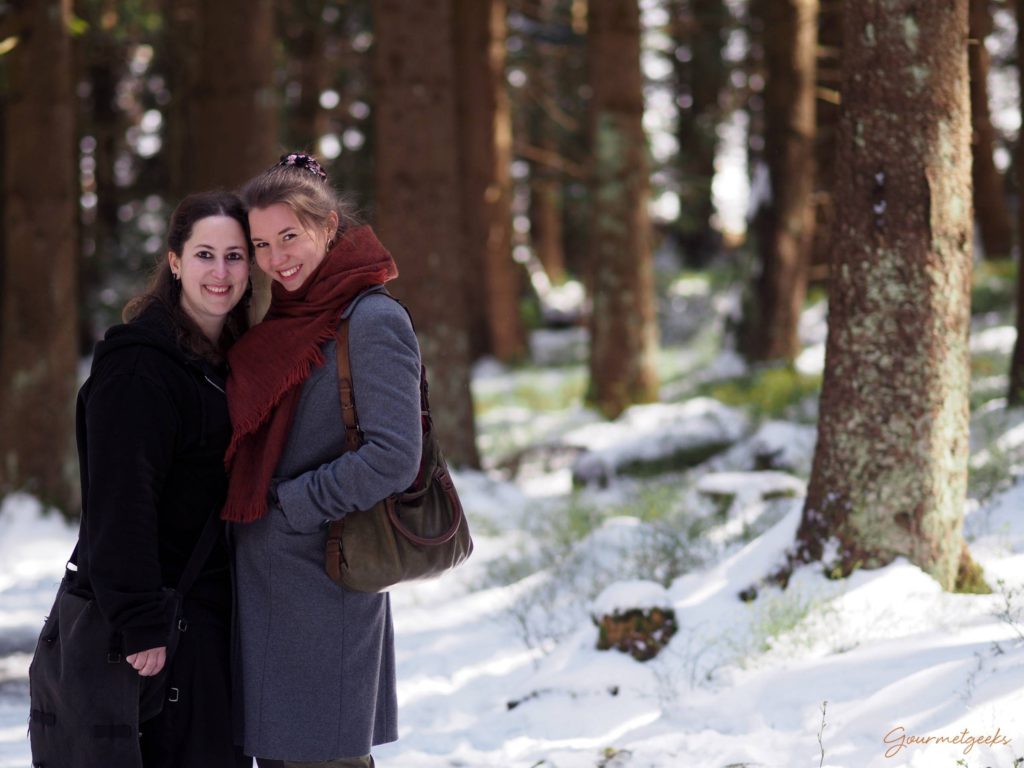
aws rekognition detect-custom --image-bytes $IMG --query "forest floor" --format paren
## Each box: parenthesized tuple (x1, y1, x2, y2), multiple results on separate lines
(2, 259, 1024, 767)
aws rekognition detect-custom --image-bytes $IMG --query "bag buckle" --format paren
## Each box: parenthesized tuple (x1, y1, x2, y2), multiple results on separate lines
(168, 687, 180, 703)
(177, 618, 189, 632)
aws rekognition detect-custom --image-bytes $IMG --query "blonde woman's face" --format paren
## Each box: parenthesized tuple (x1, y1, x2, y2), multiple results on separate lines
(248, 204, 335, 291)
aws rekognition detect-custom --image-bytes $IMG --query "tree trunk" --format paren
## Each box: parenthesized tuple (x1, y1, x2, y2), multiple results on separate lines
(523, 0, 573, 285)
(969, 0, 1012, 259)
(0, 0, 79, 511)
(78, 11, 124, 351)
(670, 0, 729, 265)
(161, 0, 201, 204)
(374, 0, 481, 468)
(163, 0, 278, 320)
(797, 0, 975, 591)
(1009, 0, 1024, 404)
(280, 0, 330, 151)
(454, 0, 526, 363)
(741, 0, 817, 363)
(585, 0, 659, 419)
(811, 0, 843, 274)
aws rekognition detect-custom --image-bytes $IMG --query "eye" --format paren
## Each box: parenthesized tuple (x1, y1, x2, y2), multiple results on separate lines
(194, 250, 213, 260)
(226, 251, 246, 261)
(282, 233, 297, 242)
(253, 241, 268, 249)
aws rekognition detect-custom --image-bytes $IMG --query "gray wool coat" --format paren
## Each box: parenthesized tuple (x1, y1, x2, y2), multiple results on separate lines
(230, 289, 422, 761)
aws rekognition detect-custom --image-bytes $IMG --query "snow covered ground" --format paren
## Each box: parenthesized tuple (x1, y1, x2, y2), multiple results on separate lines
(3, 401, 1024, 767)
(3, 307, 1024, 768)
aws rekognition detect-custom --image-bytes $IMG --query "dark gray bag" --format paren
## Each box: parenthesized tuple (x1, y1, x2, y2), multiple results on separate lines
(28, 512, 222, 768)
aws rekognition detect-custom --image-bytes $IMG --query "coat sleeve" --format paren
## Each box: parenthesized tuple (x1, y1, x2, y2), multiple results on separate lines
(275, 296, 423, 532)
(83, 364, 180, 655)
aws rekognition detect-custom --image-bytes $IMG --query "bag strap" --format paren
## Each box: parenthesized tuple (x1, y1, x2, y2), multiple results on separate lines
(335, 319, 362, 454)
(65, 510, 221, 597)
(326, 317, 361, 581)
(325, 295, 443, 565)
(175, 511, 223, 597)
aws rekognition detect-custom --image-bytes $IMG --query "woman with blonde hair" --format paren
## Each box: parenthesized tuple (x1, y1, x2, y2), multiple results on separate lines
(224, 153, 422, 767)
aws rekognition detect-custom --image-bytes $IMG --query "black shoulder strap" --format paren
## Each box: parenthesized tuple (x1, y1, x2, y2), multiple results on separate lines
(174, 511, 223, 596)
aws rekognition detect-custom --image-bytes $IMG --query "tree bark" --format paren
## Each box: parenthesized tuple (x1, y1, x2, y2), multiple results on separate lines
(797, 0, 975, 591)
(1009, 0, 1024, 404)
(77, 6, 125, 351)
(374, 0, 481, 468)
(811, 0, 843, 273)
(968, 0, 1012, 259)
(669, 0, 729, 265)
(0, 0, 79, 511)
(522, 0, 576, 286)
(280, 0, 330, 152)
(163, 0, 278, 320)
(585, 0, 659, 419)
(454, 0, 526, 363)
(741, 0, 817, 363)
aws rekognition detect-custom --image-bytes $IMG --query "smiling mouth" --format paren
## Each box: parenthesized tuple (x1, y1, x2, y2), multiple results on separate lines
(279, 265, 302, 280)
(204, 285, 231, 296)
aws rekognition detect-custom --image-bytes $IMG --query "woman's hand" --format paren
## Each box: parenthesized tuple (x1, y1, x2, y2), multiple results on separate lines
(126, 646, 167, 676)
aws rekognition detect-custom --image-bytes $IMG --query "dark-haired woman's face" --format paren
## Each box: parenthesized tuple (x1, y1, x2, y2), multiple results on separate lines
(249, 204, 335, 291)
(168, 215, 250, 340)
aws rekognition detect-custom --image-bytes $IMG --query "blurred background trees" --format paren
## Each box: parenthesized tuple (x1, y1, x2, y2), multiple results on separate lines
(0, 0, 1019, 586)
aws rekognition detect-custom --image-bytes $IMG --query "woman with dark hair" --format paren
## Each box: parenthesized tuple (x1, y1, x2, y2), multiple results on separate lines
(223, 154, 423, 767)
(29, 190, 253, 768)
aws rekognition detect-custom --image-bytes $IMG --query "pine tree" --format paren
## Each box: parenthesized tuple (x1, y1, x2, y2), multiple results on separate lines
(1009, 0, 1024, 404)
(741, 0, 817, 363)
(162, 0, 278, 320)
(585, 0, 659, 419)
(668, 0, 730, 265)
(0, 0, 80, 511)
(969, 0, 1012, 259)
(374, 0, 481, 467)
(797, 0, 978, 591)
(455, 0, 526, 362)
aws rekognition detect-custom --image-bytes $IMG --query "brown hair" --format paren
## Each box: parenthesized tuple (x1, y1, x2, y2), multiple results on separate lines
(123, 190, 254, 363)
(239, 153, 358, 241)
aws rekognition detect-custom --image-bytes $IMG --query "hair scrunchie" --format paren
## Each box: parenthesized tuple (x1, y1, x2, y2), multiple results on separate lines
(277, 152, 328, 181)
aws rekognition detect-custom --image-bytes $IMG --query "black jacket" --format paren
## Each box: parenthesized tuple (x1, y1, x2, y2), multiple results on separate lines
(72, 303, 233, 656)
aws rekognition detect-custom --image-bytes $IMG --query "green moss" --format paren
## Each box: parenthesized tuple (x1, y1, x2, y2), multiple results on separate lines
(474, 368, 588, 417)
(972, 258, 1017, 317)
(698, 366, 822, 420)
(955, 551, 991, 594)
(616, 440, 734, 479)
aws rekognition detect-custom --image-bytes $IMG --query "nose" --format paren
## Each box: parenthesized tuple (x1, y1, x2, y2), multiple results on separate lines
(265, 244, 287, 266)
(211, 257, 228, 278)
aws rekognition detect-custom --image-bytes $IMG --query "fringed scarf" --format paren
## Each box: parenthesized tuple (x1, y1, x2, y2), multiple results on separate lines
(222, 225, 397, 522)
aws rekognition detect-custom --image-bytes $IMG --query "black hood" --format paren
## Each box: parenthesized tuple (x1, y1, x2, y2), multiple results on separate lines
(91, 303, 194, 374)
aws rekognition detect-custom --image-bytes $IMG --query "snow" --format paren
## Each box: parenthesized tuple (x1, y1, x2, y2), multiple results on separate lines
(592, 580, 673, 616)
(971, 325, 1017, 356)
(4, 400, 1024, 768)
(567, 399, 749, 485)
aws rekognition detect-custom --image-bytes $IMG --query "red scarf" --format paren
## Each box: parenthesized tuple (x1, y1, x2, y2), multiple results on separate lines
(222, 225, 397, 522)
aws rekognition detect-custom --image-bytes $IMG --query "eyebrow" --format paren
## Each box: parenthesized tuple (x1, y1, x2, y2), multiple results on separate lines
(193, 243, 246, 250)
(250, 227, 296, 242)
